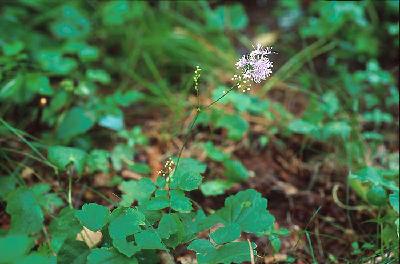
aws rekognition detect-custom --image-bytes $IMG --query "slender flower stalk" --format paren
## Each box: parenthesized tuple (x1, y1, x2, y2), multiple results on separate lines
(163, 44, 274, 181)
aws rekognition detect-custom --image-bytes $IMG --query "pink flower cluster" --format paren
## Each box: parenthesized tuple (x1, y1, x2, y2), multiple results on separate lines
(235, 44, 274, 83)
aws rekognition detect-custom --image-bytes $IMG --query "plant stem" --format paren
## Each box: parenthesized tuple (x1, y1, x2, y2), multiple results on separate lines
(306, 231, 318, 264)
(68, 171, 73, 208)
(205, 85, 235, 109)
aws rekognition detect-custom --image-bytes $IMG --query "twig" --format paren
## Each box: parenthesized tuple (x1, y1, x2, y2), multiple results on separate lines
(67, 167, 73, 208)
(205, 85, 235, 109)
(332, 184, 369, 211)
(247, 239, 255, 264)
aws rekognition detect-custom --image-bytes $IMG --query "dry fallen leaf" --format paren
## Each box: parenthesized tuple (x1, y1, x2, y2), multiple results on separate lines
(264, 254, 288, 263)
(159, 251, 176, 264)
(93, 172, 110, 187)
(146, 146, 163, 181)
(274, 181, 299, 196)
(177, 255, 197, 264)
(76, 226, 102, 248)
(121, 169, 142, 180)
(21, 166, 34, 179)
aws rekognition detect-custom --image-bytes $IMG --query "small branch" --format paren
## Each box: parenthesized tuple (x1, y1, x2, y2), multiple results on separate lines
(67, 168, 73, 208)
(332, 184, 369, 211)
(205, 85, 235, 109)
(247, 239, 255, 264)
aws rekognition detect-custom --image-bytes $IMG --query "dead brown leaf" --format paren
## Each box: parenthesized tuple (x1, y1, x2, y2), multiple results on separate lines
(146, 146, 163, 181)
(264, 254, 288, 263)
(93, 173, 110, 187)
(76, 227, 102, 248)
(21, 166, 34, 179)
(177, 255, 197, 264)
(121, 169, 142, 180)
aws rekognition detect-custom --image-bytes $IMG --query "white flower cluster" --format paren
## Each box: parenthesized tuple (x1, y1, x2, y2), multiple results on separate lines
(235, 44, 274, 83)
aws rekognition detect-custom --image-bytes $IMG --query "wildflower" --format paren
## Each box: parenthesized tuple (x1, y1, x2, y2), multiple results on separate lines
(193, 65, 202, 93)
(236, 44, 274, 84)
(232, 73, 251, 92)
(157, 158, 175, 177)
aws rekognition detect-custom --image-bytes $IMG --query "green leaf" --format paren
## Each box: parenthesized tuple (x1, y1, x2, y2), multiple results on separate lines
(49, 207, 82, 253)
(210, 223, 241, 244)
(86, 149, 110, 173)
(50, 5, 90, 39)
(31, 183, 63, 213)
(214, 242, 255, 264)
(269, 235, 281, 252)
(87, 248, 138, 264)
(25, 73, 53, 96)
(134, 230, 165, 250)
(75, 203, 110, 231)
(101, 1, 144, 26)
(118, 126, 148, 147)
(42, 91, 69, 123)
(321, 121, 351, 140)
(216, 114, 249, 140)
(157, 214, 183, 241)
(0, 234, 32, 263)
(350, 167, 398, 190)
(111, 144, 134, 171)
(56, 107, 95, 140)
(200, 180, 233, 196)
(203, 141, 229, 162)
(363, 109, 393, 124)
(288, 119, 318, 135)
(170, 190, 192, 213)
(366, 185, 387, 206)
(18, 253, 55, 264)
(170, 158, 206, 191)
(179, 210, 208, 243)
(226, 4, 248, 30)
(120, 178, 156, 206)
(130, 163, 151, 175)
(206, 4, 248, 30)
(36, 50, 77, 75)
(1, 40, 24, 56)
(6, 187, 44, 234)
(102, 0, 130, 26)
(86, 69, 111, 84)
(109, 208, 144, 257)
(63, 41, 99, 62)
(188, 240, 254, 264)
(0, 75, 32, 103)
(216, 189, 275, 235)
(99, 115, 124, 131)
(187, 239, 214, 254)
(362, 131, 384, 141)
(145, 196, 169, 211)
(57, 239, 90, 264)
(321, 91, 339, 117)
(0, 176, 17, 200)
(113, 91, 145, 107)
(223, 159, 249, 182)
(212, 87, 254, 113)
(390, 191, 399, 213)
(48, 145, 87, 175)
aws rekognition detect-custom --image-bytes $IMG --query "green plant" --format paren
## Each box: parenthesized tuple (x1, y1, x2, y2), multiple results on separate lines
(199, 141, 249, 196)
(1, 1, 399, 262)
(1, 32, 281, 262)
(349, 166, 399, 252)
